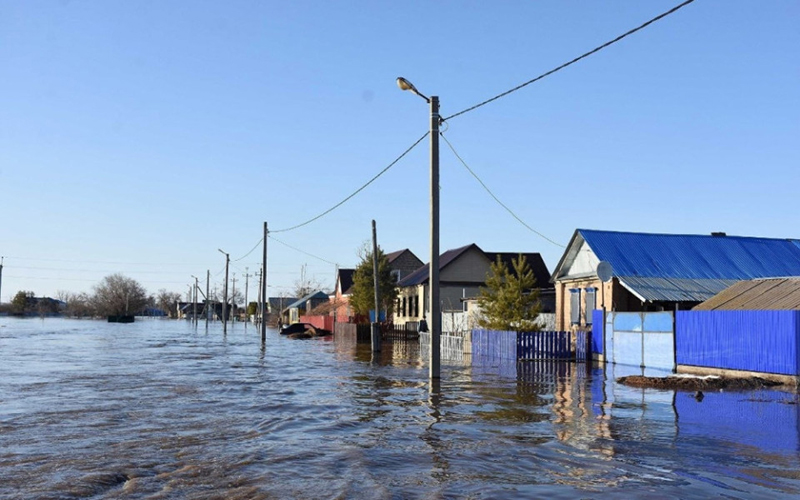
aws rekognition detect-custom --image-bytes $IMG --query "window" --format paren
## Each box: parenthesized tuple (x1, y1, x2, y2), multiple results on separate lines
(569, 289, 581, 326)
(402, 297, 407, 317)
(585, 287, 596, 325)
(391, 269, 401, 283)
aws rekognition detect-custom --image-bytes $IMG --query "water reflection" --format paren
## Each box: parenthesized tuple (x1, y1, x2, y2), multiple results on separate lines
(2, 318, 800, 498)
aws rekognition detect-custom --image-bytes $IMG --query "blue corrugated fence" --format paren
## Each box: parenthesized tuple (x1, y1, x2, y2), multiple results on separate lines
(677, 310, 800, 376)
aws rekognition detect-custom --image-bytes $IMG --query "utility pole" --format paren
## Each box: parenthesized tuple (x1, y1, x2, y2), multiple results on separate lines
(244, 268, 251, 324)
(429, 94, 441, 380)
(371, 220, 381, 352)
(397, 77, 440, 379)
(191, 275, 199, 326)
(206, 270, 210, 328)
(219, 249, 229, 334)
(231, 274, 238, 323)
(261, 222, 268, 342)
(0, 256, 4, 305)
(256, 269, 262, 325)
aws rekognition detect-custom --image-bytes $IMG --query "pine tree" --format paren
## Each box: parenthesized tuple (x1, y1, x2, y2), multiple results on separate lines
(477, 254, 542, 331)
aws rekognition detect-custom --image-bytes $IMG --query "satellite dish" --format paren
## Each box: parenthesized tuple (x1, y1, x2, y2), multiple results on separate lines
(597, 261, 613, 283)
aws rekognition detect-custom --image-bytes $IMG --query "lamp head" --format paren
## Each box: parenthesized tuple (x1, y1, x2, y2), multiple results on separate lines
(396, 76, 430, 103)
(396, 77, 415, 92)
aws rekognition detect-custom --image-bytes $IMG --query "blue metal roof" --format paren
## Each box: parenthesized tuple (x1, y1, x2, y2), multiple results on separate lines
(580, 230, 800, 280)
(577, 230, 800, 302)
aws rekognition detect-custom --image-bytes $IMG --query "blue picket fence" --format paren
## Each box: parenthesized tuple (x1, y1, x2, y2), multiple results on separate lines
(472, 329, 578, 362)
(518, 331, 571, 360)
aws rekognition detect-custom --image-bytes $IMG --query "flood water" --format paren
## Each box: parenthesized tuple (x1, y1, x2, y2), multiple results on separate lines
(1, 317, 799, 499)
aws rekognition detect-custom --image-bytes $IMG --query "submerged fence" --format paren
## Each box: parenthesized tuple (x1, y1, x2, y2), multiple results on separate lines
(472, 329, 581, 362)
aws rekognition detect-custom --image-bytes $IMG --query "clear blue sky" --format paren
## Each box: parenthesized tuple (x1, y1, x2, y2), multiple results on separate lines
(1, 0, 798, 303)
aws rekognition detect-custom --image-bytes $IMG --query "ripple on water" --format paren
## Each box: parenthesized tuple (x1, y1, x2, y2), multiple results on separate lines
(1, 317, 800, 499)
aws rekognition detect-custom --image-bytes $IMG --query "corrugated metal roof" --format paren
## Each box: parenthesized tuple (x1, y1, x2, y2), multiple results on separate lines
(284, 290, 329, 310)
(580, 229, 800, 280)
(694, 278, 800, 310)
(618, 276, 740, 302)
(555, 229, 800, 303)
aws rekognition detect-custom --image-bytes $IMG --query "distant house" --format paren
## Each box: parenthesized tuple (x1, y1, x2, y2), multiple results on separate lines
(386, 248, 424, 284)
(283, 291, 330, 324)
(328, 249, 423, 323)
(550, 229, 800, 331)
(332, 268, 356, 321)
(394, 243, 553, 325)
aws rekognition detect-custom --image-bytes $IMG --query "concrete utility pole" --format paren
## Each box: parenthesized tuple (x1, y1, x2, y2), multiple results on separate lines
(397, 77, 440, 379)
(205, 270, 210, 327)
(219, 249, 230, 334)
(191, 275, 199, 326)
(371, 220, 381, 352)
(244, 268, 251, 324)
(261, 222, 268, 342)
(231, 274, 238, 323)
(256, 269, 262, 324)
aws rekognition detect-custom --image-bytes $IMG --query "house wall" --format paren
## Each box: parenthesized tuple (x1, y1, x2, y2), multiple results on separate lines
(440, 247, 491, 282)
(394, 284, 425, 324)
(555, 277, 646, 330)
(390, 251, 424, 282)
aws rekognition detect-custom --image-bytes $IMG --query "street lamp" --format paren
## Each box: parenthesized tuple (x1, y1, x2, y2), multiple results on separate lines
(218, 249, 230, 334)
(397, 76, 440, 380)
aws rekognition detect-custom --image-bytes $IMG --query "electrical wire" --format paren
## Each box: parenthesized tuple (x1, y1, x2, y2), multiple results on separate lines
(270, 132, 429, 233)
(444, 0, 696, 122)
(1, 256, 207, 266)
(7, 265, 208, 276)
(441, 132, 565, 248)
(268, 235, 339, 266)
(233, 237, 263, 262)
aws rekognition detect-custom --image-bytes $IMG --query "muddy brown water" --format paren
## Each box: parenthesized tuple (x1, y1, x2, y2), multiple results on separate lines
(1, 317, 799, 499)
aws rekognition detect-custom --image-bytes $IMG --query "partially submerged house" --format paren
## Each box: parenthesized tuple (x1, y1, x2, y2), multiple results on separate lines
(394, 243, 553, 326)
(283, 291, 329, 324)
(551, 229, 800, 331)
(332, 268, 356, 321)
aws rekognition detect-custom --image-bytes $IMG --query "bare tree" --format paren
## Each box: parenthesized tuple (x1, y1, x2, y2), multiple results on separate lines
(156, 289, 182, 319)
(92, 274, 148, 317)
(293, 264, 324, 298)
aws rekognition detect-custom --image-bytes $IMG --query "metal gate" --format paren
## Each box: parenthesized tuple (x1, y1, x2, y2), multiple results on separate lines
(606, 312, 674, 373)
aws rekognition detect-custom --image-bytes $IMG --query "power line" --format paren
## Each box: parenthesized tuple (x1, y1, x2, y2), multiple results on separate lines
(7, 265, 208, 276)
(444, 0, 696, 121)
(1, 256, 207, 266)
(268, 235, 339, 266)
(271, 132, 429, 233)
(234, 238, 263, 262)
(441, 132, 565, 248)
(4, 275, 189, 285)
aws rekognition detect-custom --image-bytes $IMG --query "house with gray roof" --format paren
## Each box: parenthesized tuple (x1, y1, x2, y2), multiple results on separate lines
(394, 243, 553, 326)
